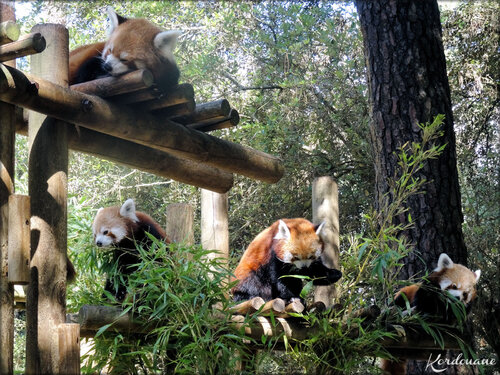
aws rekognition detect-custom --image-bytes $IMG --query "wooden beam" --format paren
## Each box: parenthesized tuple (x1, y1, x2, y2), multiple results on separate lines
(70, 69, 154, 97)
(58, 324, 80, 375)
(229, 297, 265, 315)
(201, 190, 229, 264)
(111, 83, 194, 105)
(0, 20, 20, 44)
(172, 99, 231, 124)
(16, 116, 234, 194)
(25, 23, 70, 375)
(0, 65, 284, 183)
(0, 32, 46, 62)
(186, 109, 239, 132)
(312, 177, 340, 308)
(0, 4, 16, 372)
(165, 203, 194, 244)
(7, 194, 30, 284)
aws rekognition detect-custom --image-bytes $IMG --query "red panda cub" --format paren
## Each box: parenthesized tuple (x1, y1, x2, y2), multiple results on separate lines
(381, 253, 481, 375)
(92, 198, 170, 302)
(69, 7, 181, 91)
(232, 218, 342, 304)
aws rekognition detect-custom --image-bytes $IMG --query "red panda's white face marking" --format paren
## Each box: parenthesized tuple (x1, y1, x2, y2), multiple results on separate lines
(274, 219, 325, 269)
(92, 199, 139, 248)
(433, 253, 481, 304)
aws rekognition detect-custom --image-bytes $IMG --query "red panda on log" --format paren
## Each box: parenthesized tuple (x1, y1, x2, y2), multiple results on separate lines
(232, 218, 342, 305)
(381, 253, 481, 375)
(69, 7, 181, 91)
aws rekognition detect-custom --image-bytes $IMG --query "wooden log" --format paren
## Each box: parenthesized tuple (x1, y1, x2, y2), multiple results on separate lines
(0, 32, 46, 62)
(58, 323, 80, 375)
(201, 190, 229, 265)
(7, 194, 30, 284)
(231, 315, 314, 343)
(135, 83, 195, 111)
(15, 116, 234, 194)
(285, 299, 305, 314)
(187, 109, 240, 132)
(312, 177, 340, 308)
(70, 69, 154, 97)
(25, 23, 70, 375)
(259, 298, 286, 315)
(165, 203, 194, 244)
(0, 4, 16, 373)
(109, 86, 163, 104)
(230, 297, 266, 315)
(0, 20, 20, 44)
(172, 99, 231, 124)
(0, 65, 284, 183)
(154, 100, 195, 119)
(77, 305, 147, 335)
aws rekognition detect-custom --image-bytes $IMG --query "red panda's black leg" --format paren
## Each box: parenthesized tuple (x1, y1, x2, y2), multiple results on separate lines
(298, 259, 342, 286)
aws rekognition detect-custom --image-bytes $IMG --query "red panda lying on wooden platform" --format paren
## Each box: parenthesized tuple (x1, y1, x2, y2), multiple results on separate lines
(69, 7, 181, 91)
(381, 253, 481, 375)
(231, 218, 342, 305)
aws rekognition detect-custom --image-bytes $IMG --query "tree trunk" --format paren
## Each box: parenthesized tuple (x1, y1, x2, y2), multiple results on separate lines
(355, 1, 469, 373)
(355, 0, 467, 276)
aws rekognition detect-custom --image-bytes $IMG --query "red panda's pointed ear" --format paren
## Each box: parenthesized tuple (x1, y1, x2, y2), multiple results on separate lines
(474, 270, 481, 282)
(107, 7, 128, 35)
(435, 253, 454, 272)
(120, 198, 138, 222)
(315, 221, 326, 236)
(154, 30, 182, 63)
(274, 220, 291, 241)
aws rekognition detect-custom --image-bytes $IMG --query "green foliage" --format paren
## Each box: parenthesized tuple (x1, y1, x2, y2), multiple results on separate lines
(80, 240, 259, 375)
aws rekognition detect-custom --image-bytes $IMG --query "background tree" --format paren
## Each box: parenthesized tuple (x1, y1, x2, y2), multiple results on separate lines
(354, 0, 467, 278)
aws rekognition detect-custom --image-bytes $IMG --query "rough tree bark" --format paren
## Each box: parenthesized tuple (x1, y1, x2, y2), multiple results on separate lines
(355, 1, 469, 374)
(355, 0, 467, 277)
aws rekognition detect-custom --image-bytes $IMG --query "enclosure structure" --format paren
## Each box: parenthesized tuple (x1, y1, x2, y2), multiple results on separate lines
(0, 7, 463, 374)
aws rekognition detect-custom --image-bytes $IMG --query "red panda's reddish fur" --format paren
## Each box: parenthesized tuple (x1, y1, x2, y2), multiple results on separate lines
(69, 41, 106, 84)
(232, 218, 342, 303)
(380, 254, 480, 375)
(68, 8, 180, 90)
(234, 219, 322, 281)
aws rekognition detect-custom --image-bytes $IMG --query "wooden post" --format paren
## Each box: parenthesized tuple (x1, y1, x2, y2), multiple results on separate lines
(0, 2, 16, 373)
(58, 324, 80, 375)
(200, 189, 229, 265)
(26, 23, 70, 375)
(165, 203, 194, 245)
(312, 177, 340, 308)
(8, 194, 30, 284)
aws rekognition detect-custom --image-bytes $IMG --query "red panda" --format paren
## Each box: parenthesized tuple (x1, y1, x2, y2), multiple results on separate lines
(232, 218, 342, 304)
(92, 198, 170, 302)
(69, 7, 181, 91)
(381, 253, 481, 375)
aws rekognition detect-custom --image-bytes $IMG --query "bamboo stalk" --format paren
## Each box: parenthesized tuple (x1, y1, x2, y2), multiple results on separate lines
(70, 69, 154, 97)
(0, 33, 46, 62)
(0, 64, 284, 183)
